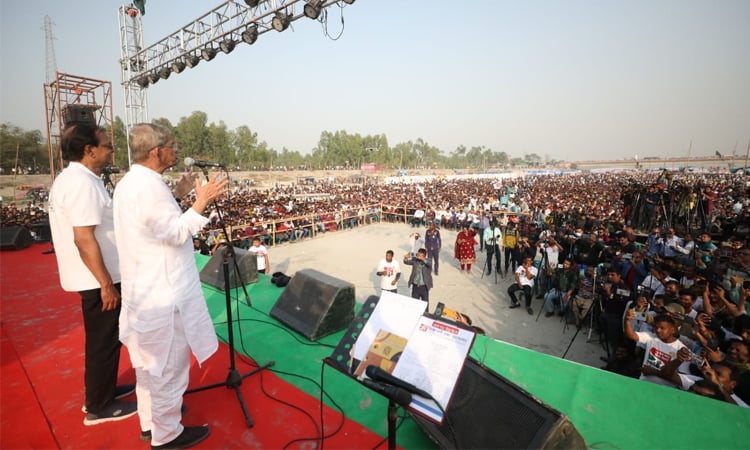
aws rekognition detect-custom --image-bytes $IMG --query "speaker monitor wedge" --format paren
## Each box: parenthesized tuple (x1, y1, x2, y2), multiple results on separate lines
(0, 226, 34, 251)
(410, 357, 586, 450)
(270, 268, 355, 341)
(199, 246, 258, 289)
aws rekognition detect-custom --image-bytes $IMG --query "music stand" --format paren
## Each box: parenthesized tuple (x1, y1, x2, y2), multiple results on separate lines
(325, 293, 475, 449)
(184, 167, 274, 427)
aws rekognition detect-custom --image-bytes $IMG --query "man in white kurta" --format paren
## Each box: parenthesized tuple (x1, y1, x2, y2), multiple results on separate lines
(113, 123, 227, 449)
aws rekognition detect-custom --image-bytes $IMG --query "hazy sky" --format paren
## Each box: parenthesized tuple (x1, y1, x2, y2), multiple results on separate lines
(1, 0, 748, 161)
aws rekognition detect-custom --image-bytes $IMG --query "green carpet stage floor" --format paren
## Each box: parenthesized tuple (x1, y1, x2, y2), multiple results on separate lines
(196, 254, 750, 449)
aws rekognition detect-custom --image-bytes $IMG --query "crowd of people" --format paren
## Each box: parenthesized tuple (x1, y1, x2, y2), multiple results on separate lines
(3, 159, 750, 414)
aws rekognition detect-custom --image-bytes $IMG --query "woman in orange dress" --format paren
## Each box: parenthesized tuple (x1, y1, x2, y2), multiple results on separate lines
(454, 224, 478, 272)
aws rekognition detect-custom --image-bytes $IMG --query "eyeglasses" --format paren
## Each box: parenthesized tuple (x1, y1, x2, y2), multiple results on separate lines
(99, 143, 114, 150)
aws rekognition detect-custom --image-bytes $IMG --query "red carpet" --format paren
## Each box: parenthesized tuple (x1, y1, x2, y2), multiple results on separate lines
(0, 243, 389, 449)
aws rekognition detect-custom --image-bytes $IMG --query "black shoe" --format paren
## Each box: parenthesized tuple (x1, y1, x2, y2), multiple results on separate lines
(151, 425, 210, 449)
(557, 311, 565, 317)
(141, 404, 188, 442)
(509, 302, 520, 309)
(526, 307, 534, 315)
(535, 295, 544, 299)
(486, 270, 491, 275)
(82, 384, 136, 413)
(83, 400, 137, 426)
(545, 312, 554, 317)
(434, 271, 438, 276)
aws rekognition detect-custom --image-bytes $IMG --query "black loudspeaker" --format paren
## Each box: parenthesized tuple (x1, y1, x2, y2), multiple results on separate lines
(63, 104, 98, 128)
(269, 269, 355, 341)
(0, 226, 34, 251)
(410, 358, 586, 450)
(30, 222, 52, 242)
(199, 246, 258, 289)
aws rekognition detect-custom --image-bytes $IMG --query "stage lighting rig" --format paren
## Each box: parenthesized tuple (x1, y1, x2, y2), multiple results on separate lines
(171, 60, 186, 74)
(219, 39, 236, 54)
(185, 54, 200, 68)
(201, 47, 218, 61)
(136, 76, 150, 88)
(241, 25, 258, 45)
(244, 0, 261, 7)
(343, 0, 355, 4)
(304, 0, 324, 20)
(147, 72, 160, 84)
(272, 12, 291, 32)
(157, 66, 171, 80)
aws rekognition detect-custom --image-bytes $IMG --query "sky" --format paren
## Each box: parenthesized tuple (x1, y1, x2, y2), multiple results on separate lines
(0, 0, 748, 162)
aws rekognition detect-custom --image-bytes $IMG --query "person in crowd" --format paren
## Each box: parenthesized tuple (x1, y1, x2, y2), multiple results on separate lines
(376, 249, 401, 294)
(454, 223, 478, 273)
(403, 249, 433, 309)
(113, 123, 227, 449)
(483, 220, 503, 275)
(600, 267, 632, 358)
(507, 256, 538, 315)
(502, 221, 520, 275)
(543, 257, 579, 318)
(48, 124, 137, 426)
(248, 236, 270, 275)
(623, 309, 687, 387)
(424, 222, 442, 276)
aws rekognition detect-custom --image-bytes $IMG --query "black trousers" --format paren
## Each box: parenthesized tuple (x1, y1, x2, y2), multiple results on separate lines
(507, 284, 533, 307)
(411, 285, 430, 311)
(80, 283, 123, 414)
(504, 247, 518, 272)
(485, 244, 502, 273)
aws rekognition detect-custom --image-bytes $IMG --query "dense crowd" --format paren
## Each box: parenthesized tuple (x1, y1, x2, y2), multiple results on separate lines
(2, 168, 749, 408)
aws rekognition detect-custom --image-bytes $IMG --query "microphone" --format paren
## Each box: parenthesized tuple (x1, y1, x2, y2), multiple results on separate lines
(366, 365, 431, 399)
(184, 157, 223, 168)
(362, 379, 412, 408)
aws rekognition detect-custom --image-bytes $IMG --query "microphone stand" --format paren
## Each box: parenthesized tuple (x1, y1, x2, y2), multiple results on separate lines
(185, 166, 274, 428)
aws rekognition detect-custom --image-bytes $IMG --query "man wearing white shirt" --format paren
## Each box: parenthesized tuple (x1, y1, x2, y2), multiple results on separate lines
(48, 124, 137, 426)
(113, 123, 227, 449)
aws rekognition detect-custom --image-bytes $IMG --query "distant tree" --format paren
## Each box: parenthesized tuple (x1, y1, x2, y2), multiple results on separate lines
(0, 123, 47, 174)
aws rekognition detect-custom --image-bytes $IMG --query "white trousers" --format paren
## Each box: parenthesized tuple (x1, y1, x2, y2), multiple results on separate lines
(134, 311, 190, 446)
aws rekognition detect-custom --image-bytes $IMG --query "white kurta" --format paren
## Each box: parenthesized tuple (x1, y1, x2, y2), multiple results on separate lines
(113, 164, 217, 377)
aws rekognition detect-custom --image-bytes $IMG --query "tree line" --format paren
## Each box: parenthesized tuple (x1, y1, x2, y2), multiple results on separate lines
(1, 111, 548, 173)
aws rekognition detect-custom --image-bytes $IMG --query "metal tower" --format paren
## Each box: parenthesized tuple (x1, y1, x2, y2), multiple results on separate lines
(44, 15, 58, 83)
(43, 73, 115, 180)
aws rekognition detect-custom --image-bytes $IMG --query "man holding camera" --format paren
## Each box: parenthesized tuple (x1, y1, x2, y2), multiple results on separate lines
(403, 249, 433, 309)
(600, 267, 631, 358)
(543, 258, 579, 318)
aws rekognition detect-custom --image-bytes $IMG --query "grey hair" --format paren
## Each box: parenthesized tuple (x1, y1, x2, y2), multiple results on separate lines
(129, 123, 171, 163)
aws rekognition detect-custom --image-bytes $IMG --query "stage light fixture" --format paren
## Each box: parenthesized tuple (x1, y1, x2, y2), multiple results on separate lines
(201, 47, 217, 61)
(343, 0, 355, 4)
(219, 39, 236, 54)
(185, 54, 200, 68)
(272, 12, 290, 32)
(244, 0, 261, 7)
(171, 60, 186, 74)
(136, 76, 149, 88)
(241, 26, 258, 45)
(304, 0, 323, 19)
(147, 72, 160, 85)
(158, 66, 171, 80)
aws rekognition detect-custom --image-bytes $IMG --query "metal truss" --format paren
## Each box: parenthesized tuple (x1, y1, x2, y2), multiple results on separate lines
(117, 0, 352, 165)
(43, 72, 114, 180)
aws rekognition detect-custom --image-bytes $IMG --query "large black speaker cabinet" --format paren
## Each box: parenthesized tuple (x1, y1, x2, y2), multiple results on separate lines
(199, 246, 258, 289)
(0, 226, 34, 251)
(30, 222, 52, 242)
(411, 358, 586, 450)
(269, 269, 355, 341)
(62, 104, 99, 128)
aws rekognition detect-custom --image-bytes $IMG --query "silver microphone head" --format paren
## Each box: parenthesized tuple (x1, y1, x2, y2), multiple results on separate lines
(183, 157, 195, 167)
